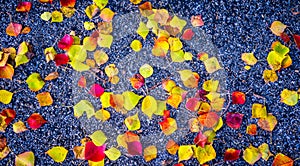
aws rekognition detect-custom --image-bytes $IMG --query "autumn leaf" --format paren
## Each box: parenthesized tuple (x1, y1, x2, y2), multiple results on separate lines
(224, 148, 241, 161)
(257, 113, 277, 132)
(95, 109, 110, 121)
(122, 91, 142, 111)
(15, 151, 35, 166)
(26, 73, 45, 91)
(194, 145, 216, 164)
(58, 34, 74, 50)
(159, 117, 177, 135)
(293, 34, 300, 49)
(124, 113, 140, 131)
(139, 64, 153, 78)
(94, 50, 109, 66)
(144, 145, 157, 162)
(104, 147, 121, 161)
(73, 100, 95, 118)
(0, 64, 14, 80)
(167, 94, 182, 109)
(203, 57, 222, 74)
(89, 84, 105, 98)
(100, 8, 115, 22)
(51, 11, 64, 22)
(166, 139, 179, 155)
(226, 112, 243, 129)
(246, 124, 257, 136)
(130, 74, 145, 90)
(241, 52, 257, 66)
(77, 76, 86, 88)
(60, 0, 76, 7)
(136, 22, 149, 39)
(27, 113, 47, 130)
(90, 130, 107, 146)
(178, 145, 194, 162)
(0, 109, 16, 125)
(97, 34, 113, 48)
(0, 90, 13, 104)
(270, 21, 287, 36)
(231, 91, 246, 104)
(178, 70, 200, 88)
(46, 146, 68, 163)
(243, 145, 262, 165)
(41, 12, 52, 21)
(16, 1, 32, 12)
(170, 15, 187, 33)
(263, 69, 278, 83)
(252, 103, 267, 118)
(272, 153, 294, 166)
(45, 72, 59, 81)
(258, 143, 273, 161)
(54, 53, 69, 66)
(6, 23, 22, 37)
(94, 0, 108, 10)
(85, 4, 99, 19)
(185, 98, 200, 112)
(85, 141, 106, 162)
(280, 89, 298, 106)
(130, 40, 142, 52)
(194, 131, 207, 148)
(141, 96, 157, 119)
(181, 29, 195, 41)
(191, 15, 204, 27)
(13, 120, 28, 133)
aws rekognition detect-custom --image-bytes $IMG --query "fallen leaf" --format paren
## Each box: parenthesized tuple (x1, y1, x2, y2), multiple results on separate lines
(85, 4, 99, 19)
(231, 91, 246, 104)
(191, 15, 204, 27)
(73, 100, 95, 118)
(95, 109, 110, 121)
(167, 94, 182, 109)
(241, 53, 257, 66)
(26, 73, 45, 91)
(45, 72, 59, 81)
(224, 148, 241, 161)
(144, 145, 157, 162)
(257, 113, 277, 132)
(270, 21, 287, 36)
(0, 90, 13, 104)
(94, 50, 109, 66)
(185, 98, 200, 112)
(94, 0, 108, 10)
(77, 76, 86, 88)
(178, 145, 194, 162)
(46, 146, 68, 163)
(243, 145, 262, 165)
(136, 22, 149, 39)
(15, 151, 34, 166)
(44, 47, 57, 62)
(159, 117, 177, 135)
(139, 64, 153, 78)
(252, 103, 267, 118)
(13, 120, 28, 133)
(194, 145, 216, 164)
(0, 108, 16, 125)
(6, 23, 22, 37)
(263, 69, 278, 83)
(166, 139, 179, 155)
(258, 143, 273, 161)
(130, 40, 142, 52)
(100, 8, 115, 22)
(141, 96, 157, 119)
(226, 112, 243, 129)
(124, 113, 140, 131)
(51, 11, 64, 23)
(194, 131, 207, 148)
(0, 64, 14, 80)
(16, 2, 32, 12)
(97, 34, 113, 48)
(181, 29, 195, 40)
(198, 112, 219, 128)
(54, 53, 69, 66)
(36, 92, 53, 106)
(130, 74, 145, 90)
(58, 34, 74, 50)
(89, 84, 105, 98)
(272, 153, 294, 166)
(280, 33, 290, 43)
(170, 15, 187, 33)
(246, 124, 257, 136)
(41, 12, 52, 21)
(281, 89, 298, 106)
(27, 113, 47, 130)
(203, 57, 222, 74)
(122, 91, 142, 111)
(104, 147, 121, 161)
(60, 0, 76, 7)
(90, 130, 107, 146)
(293, 34, 300, 49)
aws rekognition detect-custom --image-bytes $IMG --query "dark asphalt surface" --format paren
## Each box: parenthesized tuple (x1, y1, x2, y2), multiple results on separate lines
(0, 0, 300, 165)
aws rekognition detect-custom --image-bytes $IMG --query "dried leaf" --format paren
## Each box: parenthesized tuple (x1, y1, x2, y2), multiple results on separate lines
(263, 69, 278, 83)
(16, 2, 32, 12)
(191, 15, 204, 27)
(258, 143, 273, 161)
(241, 53, 257, 66)
(170, 16, 186, 33)
(104, 147, 121, 161)
(204, 57, 222, 74)
(246, 124, 257, 136)
(94, 50, 109, 66)
(100, 8, 115, 22)
(166, 139, 179, 155)
(159, 117, 177, 135)
(141, 96, 157, 119)
(44, 72, 59, 81)
(0, 64, 14, 80)
(272, 153, 293, 166)
(181, 29, 195, 40)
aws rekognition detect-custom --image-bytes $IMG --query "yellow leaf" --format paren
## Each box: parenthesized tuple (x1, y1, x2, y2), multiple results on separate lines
(251, 103, 267, 118)
(154, 100, 166, 116)
(44, 47, 57, 63)
(73, 100, 95, 118)
(178, 69, 199, 88)
(144, 145, 157, 162)
(258, 143, 273, 161)
(242, 145, 262, 165)
(67, 46, 87, 61)
(170, 50, 185, 62)
(104, 147, 121, 161)
(124, 113, 141, 131)
(51, 11, 63, 23)
(244, 65, 251, 70)
(168, 37, 182, 52)
(270, 21, 287, 36)
(263, 69, 278, 83)
(104, 64, 118, 77)
(203, 79, 219, 92)
(160, 117, 177, 135)
(90, 130, 107, 146)
(15, 54, 29, 67)
(167, 94, 182, 109)
(83, 37, 97, 51)
(241, 52, 257, 66)
(267, 51, 285, 71)
(162, 79, 176, 92)
(130, 40, 142, 52)
(69, 60, 90, 72)
(165, 139, 179, 155)
(130, 0, 142, 5)
(141, 96, 157, 119)
(184, 52, 193, 61)
(194, 145, 216, 164)
(13, 120, 27, 133)
(136, 22, 149, 39)
(41, 12, 52, 21)
(94, 50, 109, 66)
(36, 92, 53, 106)
(97, 34, 113, 48)
(122, 91, 143, 111)
(85, 4, 99, 19)
(212, 117, 223, 132)
(15, 151, 35, 166)
(93, 0, 108, 10)
(210, 97, 225, 112)
(100, 8, 115, 22)
(100, 92, 112, 108)
(204, 57, 222, 74)
(88, 160, 104, 166)
(178, 145, 194, 162)
(139, 64, 153, 78)
(95, 109, 110, 121)
(280, 89, 298, 106)
(170, 16, 186, 33)
(46, 146, 68, 163)
(0, 90, 13, 104)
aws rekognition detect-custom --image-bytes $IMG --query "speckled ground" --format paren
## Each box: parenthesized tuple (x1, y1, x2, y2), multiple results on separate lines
(0, 0, 299, 165)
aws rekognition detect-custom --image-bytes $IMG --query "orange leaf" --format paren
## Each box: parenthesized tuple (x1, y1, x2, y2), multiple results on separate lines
(44, 72, 59, 81)
(0, 64, 14, 80)
(165, 139, 179, 155)
(16, 2, 32, 12)
(6, 23, 22, 37)
(36, 92, 53, 106)
(272, 153, 294, 166)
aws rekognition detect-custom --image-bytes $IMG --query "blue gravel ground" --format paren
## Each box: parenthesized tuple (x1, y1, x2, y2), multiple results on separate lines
(0, 0, 300, 165)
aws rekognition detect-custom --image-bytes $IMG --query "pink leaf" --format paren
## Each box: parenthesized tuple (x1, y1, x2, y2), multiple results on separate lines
(193, 131, 207, 148)
(89, 84, 105, 97)
(127, 141, 142, 156)
(54, 54, 69, 66)
(58, 34, 74, 51)
(84, 141, 106, 162)
(226, 112, 243, 129)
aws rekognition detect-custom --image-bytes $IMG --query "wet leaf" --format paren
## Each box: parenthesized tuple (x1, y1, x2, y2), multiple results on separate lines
(270, 21, 287, 36)
(27, 113, 47, 130)
(272, 153, 293, 166)
(95, 109, 110, 121)
(293, 34, 300, 49)
(130, 40, 142, 52)
(44, 47, 57, 62)
(85, 4, 99, 19)
(89, 84, 105, 98)
(94, 0, 108, 10)
(194, 145, 216, 164)
(258, 113, 277, 132)
(97, 34, 113, 48)
(13, 120, 28, 133)
(51, 11, 64, 23)
(0, 64, 14, 80)
(280, 89, 298, 106)
(104, 147, 121, 161)
(243, 145, 262, 165)
(166, 139, 179, 155)
(94, 50, 109, 66)
(90, 130, 107, 146)
(125, 113, 140, 131)
(6, 23, 22, 37)
(73, 100, 95, 118)
(258, 143, 273, 161)
(136, 22, 149, 39)
(263, 69, 278, 83)
(122, 91, 142, 111)
(46, 146, 68, 163)
(36, 92, 53, 106)
(144, 145, 157, 162)
(15, 151, 34, 166)
(252, 103, 267, 118)
(41, 12, 52, 21)
(226, 112, 243, 129)
(26, 73, 45, 91)
(203, 57, 222, 74)
(100, 8, 115, 22)
(246, 124, 257, 136)
(60, 0, 76, 7)
(139, 64, 153, 78)
(77, 76, 86, 88)
(224, 148, 241, 161)
(58, 34, 74, 51)
(241, 53, 257, 66)
(191, 15, 204, 27)
(178, 145, 194, 162)
(159, 117, 177, 135)
(231, 91, 246, 104)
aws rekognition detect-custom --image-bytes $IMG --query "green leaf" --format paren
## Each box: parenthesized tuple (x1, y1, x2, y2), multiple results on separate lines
(141, 96, 157, 119)
(90, 130, 107, 146)
(280, 89, 298, 106)
(15, 151, 35, 166)
(41, 12, 52, 21)
(97, 34, 113, 48)
(170, 50, 185, 62)
(104, 147, 121, 161)
(0, 90, 13, 104)
(85, 4, 99, 19)
(69, 60, 90, 72)
(26, 73, 45, 92)
(67, 45, 87, 62)
(139, 64, 153, 78)
(15, 54, 29, 67)
(271, 41, 289, 56)
(267, 51, 285, 71)
(136, 22, 149, 40)
(73, 100, 95, 118)
(170, 16, 187, 33)
(93, 0, 108, 10)
(258, 143, 273, 161)
(122, 91, 142, 111)
(124, 113, 141, 131)
(46, 146, 68, 163)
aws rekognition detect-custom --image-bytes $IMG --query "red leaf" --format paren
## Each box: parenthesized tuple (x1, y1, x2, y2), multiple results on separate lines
(181, 29, 195, 40)
(226, 112, 243, 129)
(27, 113, 47, 130)
(60, 0, 76, 7)
(127, 141, 142, 156)
(6, 23, 22, 37)
(54, 54, 69, 66)
(78, 76, 86, 88)
(198, 112, 219, 128)
(163, 110, 170, 120)
(16, 2, 32, 12)
(39, 0, 53, 3)
(280, 33, 290, 43)
(89, 84, 105, 97)
(224, 148, 241, 161)
(58, 34, 74, 51)
(194, 131, 207, 148)
(84, 141, 106, 162)
(293, 34, 300, 49)
(0, 109, 16, 125)
(231, 91, 246, 104)
(130, 74, 145, 90)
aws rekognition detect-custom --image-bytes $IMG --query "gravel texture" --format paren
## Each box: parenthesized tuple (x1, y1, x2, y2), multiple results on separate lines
(0, 0, 299, 166)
